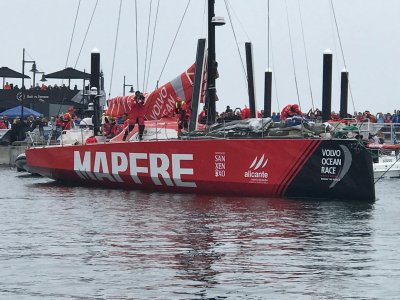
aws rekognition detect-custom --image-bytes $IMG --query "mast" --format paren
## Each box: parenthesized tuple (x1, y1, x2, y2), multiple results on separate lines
(207, 0, 217, 124)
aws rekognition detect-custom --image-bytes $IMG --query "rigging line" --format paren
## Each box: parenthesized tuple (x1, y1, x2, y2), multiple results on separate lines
(297, 0, 314, 110)
(145, 0, 160, 91)
(284, 0, 301, 108)
(157, 0, 191, 85)
(74, 0, 99, 68)
(226, 1, 251, 42)
(269, 24, 280, 112)
(224, 0, 248, 88)
(65, 0, 81, 68)
(109, 0, 123, 98)
(142, 0, 153, 92)
(327, 0, 341, 84)
(135, 0, 139, 90)
(201, 0, 207, 37)
(330, 0, 356, 113)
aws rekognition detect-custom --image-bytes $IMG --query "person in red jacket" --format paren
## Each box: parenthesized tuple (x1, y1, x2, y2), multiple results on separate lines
(280, 104, 303, 120)
(175, 98, 191, 133)
(241, 105, 250, 119)
(0, 118, 6, 129)
(61, 113, 73, 130)
(122, 91, 145, 141)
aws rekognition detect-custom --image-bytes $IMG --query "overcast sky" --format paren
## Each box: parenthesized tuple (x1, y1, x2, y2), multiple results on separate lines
(1, 0, 399, 114)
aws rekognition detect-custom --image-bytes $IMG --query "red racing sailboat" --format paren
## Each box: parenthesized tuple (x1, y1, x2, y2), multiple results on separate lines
(26, 0, 375, 201)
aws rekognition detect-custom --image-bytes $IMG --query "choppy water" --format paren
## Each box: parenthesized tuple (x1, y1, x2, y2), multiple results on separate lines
(0, 167, 399, 299)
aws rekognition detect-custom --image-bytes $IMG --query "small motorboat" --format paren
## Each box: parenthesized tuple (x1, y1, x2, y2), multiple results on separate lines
(373, 153, 400, 179)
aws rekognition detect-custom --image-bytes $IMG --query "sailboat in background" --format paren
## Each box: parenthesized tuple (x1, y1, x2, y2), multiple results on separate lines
(26, 0, 375, 201)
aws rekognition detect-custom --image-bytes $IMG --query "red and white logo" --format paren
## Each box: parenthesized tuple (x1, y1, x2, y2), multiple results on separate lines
(244, 154, 269, 181)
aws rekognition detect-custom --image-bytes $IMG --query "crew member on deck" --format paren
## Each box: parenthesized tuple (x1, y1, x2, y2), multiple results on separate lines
(175, 97, 190, 134)
(280, 104, 303, 120)
(122, 91, 145, 141)
(61, 112, 73, 130)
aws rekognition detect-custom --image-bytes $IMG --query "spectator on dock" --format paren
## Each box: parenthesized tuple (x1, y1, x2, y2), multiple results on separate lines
(10, 117, 26, 143)
(376, 113, 385, 123)
(392, 110, 400, 124)
(0, 117, 7, 129)
(384, 113, 392, 123)
(3, 116, 10, 129)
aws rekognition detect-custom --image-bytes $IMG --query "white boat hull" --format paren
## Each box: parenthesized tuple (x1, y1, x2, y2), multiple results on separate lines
(373, 155, 400, 179)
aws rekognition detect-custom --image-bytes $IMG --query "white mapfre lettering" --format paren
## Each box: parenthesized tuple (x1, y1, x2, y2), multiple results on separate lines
(111, 152, 128, 182)
(73, 151, 197, 188)
(74, 151, 96, 180)
(129, 153, 148, 184)
(172, 154, 197, 187)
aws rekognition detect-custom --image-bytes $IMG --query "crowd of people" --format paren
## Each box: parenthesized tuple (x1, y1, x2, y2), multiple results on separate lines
(213, 104, 400, 125)
(2, 82, 79, 92)
(0, 115, 47, 143)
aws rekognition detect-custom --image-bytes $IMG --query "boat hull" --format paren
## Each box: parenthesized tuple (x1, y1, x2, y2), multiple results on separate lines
(26, 139, 375, 201)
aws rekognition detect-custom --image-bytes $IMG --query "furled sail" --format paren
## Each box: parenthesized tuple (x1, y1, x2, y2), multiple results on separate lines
(106, 64, 198, 120)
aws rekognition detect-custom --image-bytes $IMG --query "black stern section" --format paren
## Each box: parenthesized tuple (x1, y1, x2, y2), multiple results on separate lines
(285, 140, 375, 201)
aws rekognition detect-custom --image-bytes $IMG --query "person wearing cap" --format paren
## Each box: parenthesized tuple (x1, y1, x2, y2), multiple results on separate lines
(175, 97, 190, 134)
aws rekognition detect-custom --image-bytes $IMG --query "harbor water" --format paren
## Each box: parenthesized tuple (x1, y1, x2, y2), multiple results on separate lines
(0, 166, 399, 299)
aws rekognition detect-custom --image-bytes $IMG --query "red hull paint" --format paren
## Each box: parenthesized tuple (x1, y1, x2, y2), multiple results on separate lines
(26, 139, 375, 201)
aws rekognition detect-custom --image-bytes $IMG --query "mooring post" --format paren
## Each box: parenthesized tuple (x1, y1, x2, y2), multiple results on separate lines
(322, 49, 333, 122)
(264, 68, 272, 117)
(340, 69, 349, 119)
(245, 42, 256, 118)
